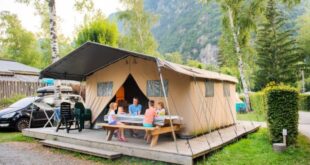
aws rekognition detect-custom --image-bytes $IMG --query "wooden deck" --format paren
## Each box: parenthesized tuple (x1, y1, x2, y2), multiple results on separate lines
(23, 121, 260, 165)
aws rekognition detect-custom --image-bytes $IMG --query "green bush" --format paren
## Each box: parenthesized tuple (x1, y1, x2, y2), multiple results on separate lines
(0, 94, 25, 109)
(250, 92, 266, 115)
(298, 94, 310, 111)
(265, 85, 299, 145)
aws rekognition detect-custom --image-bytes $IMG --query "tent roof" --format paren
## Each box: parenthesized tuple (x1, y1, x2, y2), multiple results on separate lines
(40, 42, 238, 83)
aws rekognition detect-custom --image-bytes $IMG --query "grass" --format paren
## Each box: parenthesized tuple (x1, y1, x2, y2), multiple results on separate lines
(1, 129, 310, 165)
(237, 111, 266, 122)
(0, 94, 25, 109)
(198, 128, 310, 165)
(0, 132, 34, 143)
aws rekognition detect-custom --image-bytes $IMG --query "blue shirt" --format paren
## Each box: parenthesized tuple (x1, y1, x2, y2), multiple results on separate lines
(129, 104, 142, 115)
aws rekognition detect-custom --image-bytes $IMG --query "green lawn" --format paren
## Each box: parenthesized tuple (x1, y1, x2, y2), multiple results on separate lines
(237, 111, 266, 122)
(198, 129, 310, 165)
(0, 132, 34, 143)
(1, 129, 310, 165)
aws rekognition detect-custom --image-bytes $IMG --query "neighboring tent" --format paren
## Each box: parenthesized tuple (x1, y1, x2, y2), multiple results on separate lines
(40, 42, 239, 137)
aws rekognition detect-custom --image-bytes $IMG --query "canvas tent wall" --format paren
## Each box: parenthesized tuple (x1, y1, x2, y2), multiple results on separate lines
(39, 42, 238, 136)
(86, 56, 237, 136)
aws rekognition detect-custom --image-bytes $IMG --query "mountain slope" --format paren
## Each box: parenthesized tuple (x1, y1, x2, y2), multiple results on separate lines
(144, 0, 221, 65)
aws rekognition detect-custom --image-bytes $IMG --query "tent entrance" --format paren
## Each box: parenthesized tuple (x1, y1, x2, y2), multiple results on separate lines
(121, 74, 148, 113)
(96, 74, 149, 122)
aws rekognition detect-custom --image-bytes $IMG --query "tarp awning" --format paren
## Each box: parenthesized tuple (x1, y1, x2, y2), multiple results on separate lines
(40, 42, 238, 83)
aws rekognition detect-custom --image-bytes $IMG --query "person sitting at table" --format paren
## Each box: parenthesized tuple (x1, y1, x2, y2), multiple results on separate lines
(117, 105, 126, 115)
(128, 97, 142, 116)
(128, 97, 142, 137)
(156, 101, 166, 116)
(108, 102, 127, 142)
(143, 100, 157, 142)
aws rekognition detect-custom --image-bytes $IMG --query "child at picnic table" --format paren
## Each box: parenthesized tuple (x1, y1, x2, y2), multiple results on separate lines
(143, 100, 157, 142)
(156, 101, 166, 116)
(108, 102, 127, 142)
(117, 106, 126, 115)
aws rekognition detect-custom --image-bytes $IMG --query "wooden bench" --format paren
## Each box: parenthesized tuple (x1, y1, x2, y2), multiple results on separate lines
(99, 123, 180, 147)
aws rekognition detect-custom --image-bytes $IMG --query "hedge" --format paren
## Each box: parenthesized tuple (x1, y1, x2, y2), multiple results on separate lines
(298, 94, 310, 111)
(249, 92, 266, 115)
(265, 85, 299, 145)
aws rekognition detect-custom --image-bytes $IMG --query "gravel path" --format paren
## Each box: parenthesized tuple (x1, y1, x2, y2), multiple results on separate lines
(0, 142, 100, 165)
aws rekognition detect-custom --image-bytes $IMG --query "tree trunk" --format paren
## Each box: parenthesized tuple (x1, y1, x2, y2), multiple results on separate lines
(48, 0, 59, 63)
(227, 8, 251, 111)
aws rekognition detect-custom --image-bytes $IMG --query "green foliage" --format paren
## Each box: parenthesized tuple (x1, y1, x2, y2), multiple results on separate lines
(250, 92, 266, 115)
(255, 0, 303, 90)
(164, 52, 183, 64)
(75, 15, 119, 47)
(264, 84, 299, 145)
(145, 0, 222, 60)
(298, 94, 310, 111)
(0, 11, 43, 68)
(186, 59, 206, 69)
(200, 128, 310, 165)
(118, 0, 159, 56)
(297, 7, 310, 71)
(0, 94, 25, 109)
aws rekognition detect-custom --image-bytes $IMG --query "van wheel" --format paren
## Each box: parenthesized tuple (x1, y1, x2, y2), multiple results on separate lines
(15, 118, 30, 132)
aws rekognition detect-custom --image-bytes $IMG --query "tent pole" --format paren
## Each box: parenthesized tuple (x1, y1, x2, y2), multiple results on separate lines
(156, 59, 179, 153)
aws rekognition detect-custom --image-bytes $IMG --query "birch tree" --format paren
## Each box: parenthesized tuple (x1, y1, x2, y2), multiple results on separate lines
(201, 0, 265, 111)
(48, 0, 59, 63)
(16, 0, 59, 63)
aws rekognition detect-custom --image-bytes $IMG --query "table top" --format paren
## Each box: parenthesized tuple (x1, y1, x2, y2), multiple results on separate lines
(104, 114, 182, 126)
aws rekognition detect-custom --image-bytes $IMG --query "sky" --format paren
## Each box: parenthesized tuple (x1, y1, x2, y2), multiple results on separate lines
(0, 0, 124, 39)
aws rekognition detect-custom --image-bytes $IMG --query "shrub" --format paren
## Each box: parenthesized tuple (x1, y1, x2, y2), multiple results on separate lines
(265, 85, 299, 145)
(250, 92, 266, 115)
(298, 94, 310, 111)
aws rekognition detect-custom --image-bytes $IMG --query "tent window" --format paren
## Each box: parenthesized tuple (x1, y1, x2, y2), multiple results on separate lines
(147, 80, 168, 97)
(97, 82, 113, 96)
(205, 80, 214, 97)
(223, 83, 230, 97)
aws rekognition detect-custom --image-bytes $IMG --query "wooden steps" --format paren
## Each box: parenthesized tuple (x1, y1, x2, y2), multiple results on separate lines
(41, 140, 122, 159)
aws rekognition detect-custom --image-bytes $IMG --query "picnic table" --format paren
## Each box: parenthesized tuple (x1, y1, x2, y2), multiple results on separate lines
(100, 114, 182, 147)
(103, 114, 181, 125)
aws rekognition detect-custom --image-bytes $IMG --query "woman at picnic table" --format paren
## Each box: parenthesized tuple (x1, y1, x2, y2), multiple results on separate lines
(143, 100, 157, 142)
(107, 102, 127, 142)
(156, 101, 166, 116)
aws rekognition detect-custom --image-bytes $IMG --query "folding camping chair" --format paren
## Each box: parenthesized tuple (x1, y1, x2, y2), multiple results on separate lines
(56, 102, 81, 133)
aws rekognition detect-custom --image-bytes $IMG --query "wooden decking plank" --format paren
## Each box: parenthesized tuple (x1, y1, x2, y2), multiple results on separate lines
(41, 140, 122, 159)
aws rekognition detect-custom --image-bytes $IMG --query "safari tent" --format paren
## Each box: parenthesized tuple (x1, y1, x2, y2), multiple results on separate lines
(40, 42, 239, 137)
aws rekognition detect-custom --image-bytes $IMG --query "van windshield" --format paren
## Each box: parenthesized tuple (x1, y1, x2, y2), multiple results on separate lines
(9, 97, 36, 108)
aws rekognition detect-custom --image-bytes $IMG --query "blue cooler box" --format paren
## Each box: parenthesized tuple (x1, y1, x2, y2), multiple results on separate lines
(236, 102, 246, 113)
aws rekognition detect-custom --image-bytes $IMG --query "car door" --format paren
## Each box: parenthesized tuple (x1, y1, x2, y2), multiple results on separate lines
(32, 103, 52, 127)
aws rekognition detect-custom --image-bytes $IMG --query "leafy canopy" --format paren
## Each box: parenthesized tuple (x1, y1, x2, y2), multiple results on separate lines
(75, 14, 119, 47)
(0, 11, 42, 68)
(118, 0, 160, 57)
